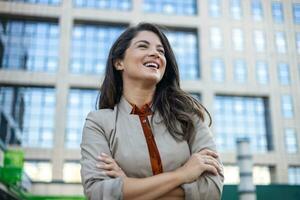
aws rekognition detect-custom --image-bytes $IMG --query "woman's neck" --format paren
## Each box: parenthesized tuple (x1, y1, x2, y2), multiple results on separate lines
(123, 82, 156, 109)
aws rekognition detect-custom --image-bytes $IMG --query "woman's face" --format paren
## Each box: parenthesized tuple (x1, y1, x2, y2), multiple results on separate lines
(115, 30, 167, 87)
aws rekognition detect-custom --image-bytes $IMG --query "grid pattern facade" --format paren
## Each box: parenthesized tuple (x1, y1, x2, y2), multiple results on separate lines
(70, 24, 124, 74)
(65, 89, 98, 148)
(0, 19, 59, 72)
(0, 0, 300, 196)
(214, 95, 269, 152)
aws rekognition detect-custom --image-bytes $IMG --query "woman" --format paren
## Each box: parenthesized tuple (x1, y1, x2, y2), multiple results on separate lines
(80, 22, 224, 200)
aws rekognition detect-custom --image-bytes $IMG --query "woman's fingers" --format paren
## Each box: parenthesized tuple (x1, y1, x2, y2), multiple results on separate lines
(105, 170, 118, 177)
(96, 153, 127, 178)
(202, 155, 222, 173)
(198, 149, 218, 158)
(97, 154, 114, 164)
(97, 163, 114, 170)
(203, 163, 218, 176)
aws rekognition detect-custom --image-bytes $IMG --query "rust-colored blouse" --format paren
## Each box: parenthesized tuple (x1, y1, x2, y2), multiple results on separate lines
(130, 103, 163, 175)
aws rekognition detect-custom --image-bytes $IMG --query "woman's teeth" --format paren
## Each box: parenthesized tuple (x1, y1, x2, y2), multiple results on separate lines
(144, 62, 159, 69)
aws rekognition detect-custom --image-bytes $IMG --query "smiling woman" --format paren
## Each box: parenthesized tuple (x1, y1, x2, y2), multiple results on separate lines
(80, 22, 224, 200)
(114, 31, 167, 90)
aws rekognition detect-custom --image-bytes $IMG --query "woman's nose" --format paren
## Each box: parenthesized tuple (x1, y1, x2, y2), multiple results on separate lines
(148, 48, 160, 57)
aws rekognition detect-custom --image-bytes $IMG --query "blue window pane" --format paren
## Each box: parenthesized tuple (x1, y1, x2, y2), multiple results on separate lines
(70, 24, 125, 74)
(0, 86, 55, 148)
(288, 166, 300, 185)
(275, 32, 287, 54)
(211, 58, 225, 82)
(278, 63, 290, 85)
(285, 128, 298, 154)
(73, 0, 131, 10)
(281, 95, 294, 119)
(0, 19, 59, 72)
(165, 30, 199, 80)
(209, 0, 221, 18)
(251, 0, 263, 21)
(190, 93, 201, 102)
(7, 0, 60, 5)
(230, 0, 242, 20)
(210, 27, 222, 49)
(296, 33, 300, 54)
(293, 4, 300, 24)
(253, 30, 266, 52)
(272, 2, 284, 23)
(256, 61, 268, 85)
(234, 59, 247, 83)
(65, 89, 98, 148)
(214, 96, 270, 153)
(232, 28, 244, 51)
(143, 0, 197, 16)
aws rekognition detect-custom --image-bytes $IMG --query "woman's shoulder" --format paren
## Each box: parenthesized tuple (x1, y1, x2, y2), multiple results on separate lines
(86, 108, 115, 122)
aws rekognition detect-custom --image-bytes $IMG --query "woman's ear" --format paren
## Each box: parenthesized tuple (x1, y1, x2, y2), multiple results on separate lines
(114, 59, 124, 71)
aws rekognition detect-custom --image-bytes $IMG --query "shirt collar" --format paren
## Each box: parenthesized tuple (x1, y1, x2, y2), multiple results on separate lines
(118, 96, 153, 115)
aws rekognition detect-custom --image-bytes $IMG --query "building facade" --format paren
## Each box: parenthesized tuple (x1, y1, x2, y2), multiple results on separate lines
(0, 0, 299, 196)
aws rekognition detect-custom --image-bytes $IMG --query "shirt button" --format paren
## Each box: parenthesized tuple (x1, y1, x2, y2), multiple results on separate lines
(142, 119, 146, 123)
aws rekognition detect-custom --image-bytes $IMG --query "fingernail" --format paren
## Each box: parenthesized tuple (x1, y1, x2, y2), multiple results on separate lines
(101, 152, 108, 156)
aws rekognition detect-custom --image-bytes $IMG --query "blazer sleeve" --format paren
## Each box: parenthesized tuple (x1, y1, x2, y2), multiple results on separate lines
(80, 111, 123, 200)
(182, 116, 224, 200)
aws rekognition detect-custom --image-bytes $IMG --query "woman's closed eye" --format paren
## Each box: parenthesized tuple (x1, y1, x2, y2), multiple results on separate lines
(138, 44, 148, 49)
(157, 48, 165, 55)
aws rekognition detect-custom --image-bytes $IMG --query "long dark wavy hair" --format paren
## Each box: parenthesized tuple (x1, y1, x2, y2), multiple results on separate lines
(98, 22, 211, 141)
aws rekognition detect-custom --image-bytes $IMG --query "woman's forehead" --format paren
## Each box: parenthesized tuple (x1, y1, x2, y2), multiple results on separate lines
(131, 30, 163, 45)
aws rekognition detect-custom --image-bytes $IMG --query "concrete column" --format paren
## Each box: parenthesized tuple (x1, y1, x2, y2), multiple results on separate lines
(237, 138, 256, 200)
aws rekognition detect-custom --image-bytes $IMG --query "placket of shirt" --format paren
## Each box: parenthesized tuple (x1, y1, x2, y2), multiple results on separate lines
(132, 106, 163, 175)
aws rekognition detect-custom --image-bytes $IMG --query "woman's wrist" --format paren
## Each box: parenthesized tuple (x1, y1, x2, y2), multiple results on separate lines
(172, 168, 187, 185)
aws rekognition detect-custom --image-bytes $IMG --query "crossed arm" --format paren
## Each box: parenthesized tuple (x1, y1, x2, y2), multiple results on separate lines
(96, 149, 222, 200)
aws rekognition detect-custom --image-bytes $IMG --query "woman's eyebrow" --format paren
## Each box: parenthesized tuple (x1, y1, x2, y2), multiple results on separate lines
(134, 40, 149, 45)
(134, 40, 164, 48)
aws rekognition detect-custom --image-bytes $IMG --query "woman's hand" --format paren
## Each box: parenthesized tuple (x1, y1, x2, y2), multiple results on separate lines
(175, 149, 222, 184)
(96, 152, 127, 178)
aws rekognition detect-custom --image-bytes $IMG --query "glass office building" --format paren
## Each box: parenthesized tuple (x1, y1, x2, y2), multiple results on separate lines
(0, 0, 299, 195)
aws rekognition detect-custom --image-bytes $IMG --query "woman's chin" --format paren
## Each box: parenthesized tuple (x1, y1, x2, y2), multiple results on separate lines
(140, 75, 162, 87)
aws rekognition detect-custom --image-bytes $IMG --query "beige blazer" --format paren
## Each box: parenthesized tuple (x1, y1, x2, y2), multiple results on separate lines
(80, 97, 224, 200)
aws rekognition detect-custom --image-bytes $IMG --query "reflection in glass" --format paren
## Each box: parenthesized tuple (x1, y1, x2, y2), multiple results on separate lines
(256, 61, 268, 85)
(70, 24, 124, 74)
(272, 2, 284, 23)
(214, 95, 270, 152)
(234, 59, 247, 83)
(285, 128, 298, 154)
(143, 0, 197, 15)
(63, 162, 81, 183)
(281, 95, 294, 119)
(210, 27, 222, 49)
(73, 0, 131, 10)
(251, 0, 263, 21)
(293, 3, 300, 24)
(65, 89, 98, 148)
(232, 28, 244, 51)
(209, 0, 221, 18)
(278, 63, 290, 85)
(223, 165, 271, 184)
(211, 58, 225, 82)
(230, 0, 242, 20)
(0, 19, 59, 72)
(165, 30, 199, 80)
(0, 86, 55, 148)
(24, 161, 52, 182)
(275, 32, 287, 54)
(253, 30, 265, 52)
